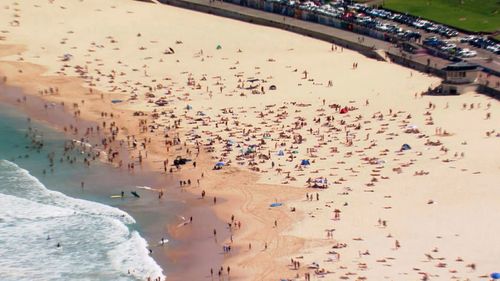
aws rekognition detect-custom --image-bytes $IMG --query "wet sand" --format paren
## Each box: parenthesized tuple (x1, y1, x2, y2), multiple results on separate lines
(0, 0, 499, 280)
(0, 80, 228, 280)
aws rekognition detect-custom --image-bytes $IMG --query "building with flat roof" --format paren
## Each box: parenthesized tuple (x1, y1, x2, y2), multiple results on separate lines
(440, 62, 479, 94)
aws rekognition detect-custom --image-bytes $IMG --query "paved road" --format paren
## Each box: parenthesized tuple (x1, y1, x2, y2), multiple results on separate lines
(157, 0, 499, 77)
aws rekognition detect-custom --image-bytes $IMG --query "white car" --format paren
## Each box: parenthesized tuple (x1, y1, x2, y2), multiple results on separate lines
(441, 43, 456, 51)
(458, 50, 477, 57)
(486, 44, 500, 53)
(460, 35, 476, 43)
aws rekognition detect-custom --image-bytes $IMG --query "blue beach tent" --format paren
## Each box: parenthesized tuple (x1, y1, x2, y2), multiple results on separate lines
(300, 159, 311, 166)
(401, 144, 411, 151)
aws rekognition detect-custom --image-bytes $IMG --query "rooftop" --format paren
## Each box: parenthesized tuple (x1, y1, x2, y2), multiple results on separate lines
(443, 62, 479, 71)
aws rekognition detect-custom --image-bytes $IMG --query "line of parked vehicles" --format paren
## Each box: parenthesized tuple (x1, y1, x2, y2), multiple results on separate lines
(263, 0, 499, 59)
(423, 36, 477, 58)
(460, 35, 500, 55)
(345, 1, 499, 57)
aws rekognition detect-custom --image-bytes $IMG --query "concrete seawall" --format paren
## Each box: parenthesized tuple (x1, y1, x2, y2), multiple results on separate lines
(158, 0, 385, 61)
(386, 53, 446, 78)
(154, 0, 499, 95)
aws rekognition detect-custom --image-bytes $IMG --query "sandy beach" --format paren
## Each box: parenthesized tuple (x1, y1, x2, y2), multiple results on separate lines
(0, 0, 499, 280)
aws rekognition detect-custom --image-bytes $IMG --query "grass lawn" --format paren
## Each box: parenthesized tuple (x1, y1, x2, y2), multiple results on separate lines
(381, 0, 500, 33)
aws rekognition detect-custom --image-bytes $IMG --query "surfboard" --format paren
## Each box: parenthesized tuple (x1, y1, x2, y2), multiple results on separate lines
(110, 195, 125, 198)
(158, 239, 169, 246)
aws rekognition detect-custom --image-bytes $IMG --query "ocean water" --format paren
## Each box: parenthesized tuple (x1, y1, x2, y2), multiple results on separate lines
(0, 103, 165, 281)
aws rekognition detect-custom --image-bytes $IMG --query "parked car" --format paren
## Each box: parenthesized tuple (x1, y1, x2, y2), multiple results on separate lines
(458, 49, 477, 57)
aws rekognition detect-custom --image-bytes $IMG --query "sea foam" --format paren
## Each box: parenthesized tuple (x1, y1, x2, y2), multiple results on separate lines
(0, 160, 165, 281)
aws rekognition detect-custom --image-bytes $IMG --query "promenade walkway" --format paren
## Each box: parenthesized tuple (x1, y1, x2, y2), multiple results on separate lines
(154, 0, 499, 85)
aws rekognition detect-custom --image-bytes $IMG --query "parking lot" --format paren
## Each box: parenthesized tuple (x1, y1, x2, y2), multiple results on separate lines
(294, 0, 500, 73)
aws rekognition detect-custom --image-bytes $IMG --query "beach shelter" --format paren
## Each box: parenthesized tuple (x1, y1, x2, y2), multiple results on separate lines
(401, 144, 411, 151)
(186, 104, 192, 110)
(216, 45, 222, 50)
(215, 161, 225, 167)
(300, 159, 311, 166)
(277, 150, 284, 156)
(270, 202, 283, 207)
(340, 107, 348, 114)
(491, 273, 500, 280)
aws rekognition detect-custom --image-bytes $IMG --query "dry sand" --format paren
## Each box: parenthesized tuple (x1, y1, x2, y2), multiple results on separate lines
(0, 0, 499, 280)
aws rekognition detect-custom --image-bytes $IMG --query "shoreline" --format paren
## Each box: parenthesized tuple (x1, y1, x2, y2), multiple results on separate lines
(0, 42, 306, 280)
(0, 54, 231, 280)
(1, 1, 499, 280)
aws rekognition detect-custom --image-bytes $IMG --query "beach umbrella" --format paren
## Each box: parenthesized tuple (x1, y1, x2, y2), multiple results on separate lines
(491, 273, 500, 279)
(215, 162, 225, 167)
